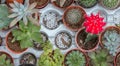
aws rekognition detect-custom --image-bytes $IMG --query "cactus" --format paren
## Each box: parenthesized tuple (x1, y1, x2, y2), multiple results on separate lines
(89, 49, 113, 66)
(65, 50, 86, 66)
(102, 30, 120, 56)
(102, 0, 119, 9)
(0, 4, 13, 29)
(66, 9, 82, 24)
(77, 0, 97, 8)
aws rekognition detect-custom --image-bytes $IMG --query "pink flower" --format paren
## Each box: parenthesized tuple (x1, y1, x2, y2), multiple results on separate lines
(83, 13, 106, 34)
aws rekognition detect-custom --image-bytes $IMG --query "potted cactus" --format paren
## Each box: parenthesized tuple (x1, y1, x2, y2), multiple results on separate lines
(64, 48, 88, 66)
(33, 31, 48, 50)
(55, 31, 72, 50)
(75, 13, 106, 52)
(88, 48, 114, 66)
(63, 6, 86, 31)
(100, 0, 120, 10)
(8, 0, 39, 27)
(75, 0, 98, 8)
(114, 52, 120, 66)
(20, 53, 37, 66)
(51, 0, 74, 8)
(37, 41, 64, 66)
(0, 51, 14, 66)
(29, 0, 49, 8)
(99, 26, 120, 56)
(0, 4, 13, 30)
(5, 21, 42, 54)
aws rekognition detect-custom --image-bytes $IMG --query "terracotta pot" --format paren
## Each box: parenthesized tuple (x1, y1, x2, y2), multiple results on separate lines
(75, 27, 99, 52)
(29, 0, 49, 9)
(99, 0, 120, 10)
(0, 51, 14, 66)
(99, 26, 120, 47)
(51, 0, 74, 9)
(5, 31, 27, 54)
(63, 48, 89, 66)
(63, 6, 86, 31)
(114, 52, 120, 66)
(6, 0, 24, 6)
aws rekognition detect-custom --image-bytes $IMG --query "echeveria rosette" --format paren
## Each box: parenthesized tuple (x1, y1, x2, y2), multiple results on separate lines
(83, 13, 106, 34)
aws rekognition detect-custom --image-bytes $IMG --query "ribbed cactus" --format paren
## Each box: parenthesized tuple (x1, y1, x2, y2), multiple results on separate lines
(66, 9, 82, 24)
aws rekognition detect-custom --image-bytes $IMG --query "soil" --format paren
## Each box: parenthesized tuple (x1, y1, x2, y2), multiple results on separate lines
(29, 0, 48, 8)
(20, 53, 37, 65)
(54, 0, 73, 8)
(77, 29, 98, 50)
(0, 36, 2, 46)
(116, 54, 120, 66)
(7, 32, 26, 53)
(55, 32, 72, 49)
(0, 52, 13, 64)
(33, 32, 48, 50)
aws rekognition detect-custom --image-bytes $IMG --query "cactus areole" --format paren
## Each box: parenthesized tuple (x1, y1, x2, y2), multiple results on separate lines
(83, 13, 106, 34)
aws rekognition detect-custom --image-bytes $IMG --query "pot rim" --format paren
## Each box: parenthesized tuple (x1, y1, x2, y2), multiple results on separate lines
(5, 31, 27, 54)
(114, 52, 120, 66)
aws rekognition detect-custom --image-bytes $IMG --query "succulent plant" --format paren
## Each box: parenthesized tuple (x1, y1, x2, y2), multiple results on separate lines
(0, 4, 13, 29)
(12, 21, 42, 49)
(77, 0, 97, 8)
(65, 50, 86, 66)
(102, 30, 120, 56)
(102, 0, 119, 9)
(89, 49, 113, 66)
(66, 9, 82, 24)
(0, 54, 13, 66)
(38, 42, 64, 66)
(8, 0, 39, 27)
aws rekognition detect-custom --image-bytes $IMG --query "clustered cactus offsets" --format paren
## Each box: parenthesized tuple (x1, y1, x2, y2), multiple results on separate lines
(102, 30, 120, 56)
(102, 0, 120, 9)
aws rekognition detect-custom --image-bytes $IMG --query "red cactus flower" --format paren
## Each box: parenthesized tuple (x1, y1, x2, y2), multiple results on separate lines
(83, 13, 106, 34)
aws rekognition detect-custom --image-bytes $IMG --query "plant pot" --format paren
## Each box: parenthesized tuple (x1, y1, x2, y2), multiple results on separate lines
(0, 36, 2, 46)
(99, 26, 120, 56)
(5, 31, 27, 54)
(33, 31, 48, 50)
(51, 0, 74, 8)
(20, 53, 37, 66)
(19, 64, 35, 66)
(99, 0, 120, 10)
(63, 6, 86, 31)
(55, 31, 72, 50)
(6, 0, 23, 6)
(88, 48, 114, 66)
(75, 0, 98, 8)
(63, 48, 88, 66)
(0, 51, 14, 66)
(75, 27, 99, 52)
(114, 52, 120, 66)
(41, 10, 61, 30)
(29, 0, 49, 9)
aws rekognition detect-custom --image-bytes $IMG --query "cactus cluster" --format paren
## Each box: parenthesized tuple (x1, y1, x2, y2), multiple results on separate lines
(103, 30, 120, 56)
